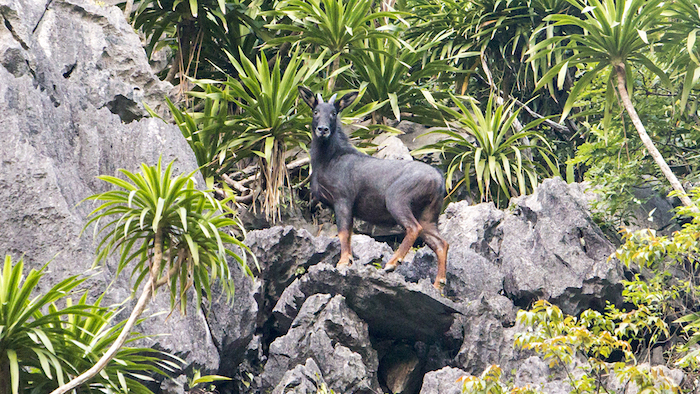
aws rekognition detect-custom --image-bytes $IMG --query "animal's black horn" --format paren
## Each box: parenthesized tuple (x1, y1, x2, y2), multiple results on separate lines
(316, 93, 324, 103)
(329, 93, 338, 105)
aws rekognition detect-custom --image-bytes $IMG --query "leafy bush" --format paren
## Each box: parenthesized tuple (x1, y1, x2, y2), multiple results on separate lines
(414, 93, 559, 207)
(185, 48, 325, 220)
(0, 256, 174, 394)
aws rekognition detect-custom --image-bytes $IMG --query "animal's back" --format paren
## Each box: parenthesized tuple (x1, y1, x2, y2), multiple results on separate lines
(348, 156, 445, 225)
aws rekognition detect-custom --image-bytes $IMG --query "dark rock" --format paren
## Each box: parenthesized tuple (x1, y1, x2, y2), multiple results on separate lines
(206, 260, 260, 378)
(627, 184, 681, 235)
(378, 344, 423, 394)
(262, 294, 381, 394)
(244, 226, 339, 326)
(419, 366, 468, 394)
(273, 263, 459, 342)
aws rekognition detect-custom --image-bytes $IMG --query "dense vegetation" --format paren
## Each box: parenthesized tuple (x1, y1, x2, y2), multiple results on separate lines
(133, 0, 700, 217)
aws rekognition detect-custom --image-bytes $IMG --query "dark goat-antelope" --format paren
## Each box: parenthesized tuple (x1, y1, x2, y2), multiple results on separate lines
(299, 86, 449, 289)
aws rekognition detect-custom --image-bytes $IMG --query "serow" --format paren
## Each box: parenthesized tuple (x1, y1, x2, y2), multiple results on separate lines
(299, 86, 449, 290)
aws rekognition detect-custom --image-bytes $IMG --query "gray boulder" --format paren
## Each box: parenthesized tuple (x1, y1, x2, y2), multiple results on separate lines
(262, 294, 381, 393)
(401, 179, 622, 315)
(419, 366, 468, 394)
(373, 135, 413, 161)
(498, 178, 623, 314)
(272, 263, 459, 342)
(272, 358, 328, 394)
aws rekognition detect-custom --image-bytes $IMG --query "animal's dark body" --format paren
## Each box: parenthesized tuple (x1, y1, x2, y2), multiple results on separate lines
(299, 86, 449, 289)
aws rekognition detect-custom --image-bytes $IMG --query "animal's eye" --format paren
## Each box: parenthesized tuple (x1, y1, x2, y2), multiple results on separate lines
(313, 110, 318, 115)
(331, 111, 336, 116)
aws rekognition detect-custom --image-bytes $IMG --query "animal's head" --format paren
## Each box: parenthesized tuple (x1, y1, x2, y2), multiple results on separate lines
(298, 86, 358, 140)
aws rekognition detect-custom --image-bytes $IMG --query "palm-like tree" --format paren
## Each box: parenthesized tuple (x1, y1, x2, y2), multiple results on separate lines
(51, 160, 252, 394)
(265, 0, 402, 89)
(528, 0, 697, 210)
(0, 257, 91, 394)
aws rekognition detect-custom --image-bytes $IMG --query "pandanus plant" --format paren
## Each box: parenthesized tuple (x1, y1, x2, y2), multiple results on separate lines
(50, 160, 252, 394)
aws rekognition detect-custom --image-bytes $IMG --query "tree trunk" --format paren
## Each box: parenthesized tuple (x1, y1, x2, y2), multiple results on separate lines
(328, 56, 340, 91)
(50, 230, 166, 394)
(613, 63, 698, 211)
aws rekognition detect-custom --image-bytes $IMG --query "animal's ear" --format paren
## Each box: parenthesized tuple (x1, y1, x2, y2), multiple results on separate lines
(335, 91, 359, 112)
(298, 86, 317, 109)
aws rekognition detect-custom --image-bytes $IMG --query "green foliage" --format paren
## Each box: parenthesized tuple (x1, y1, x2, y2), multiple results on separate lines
(527, 0, 669, 122)
(128, 0, 270, 81)
(568, 122, 654, 230)
(161, 87, 235, 184)
(460, 365, 544, 394)
(0, 256, 89, 394)
(342, 37, 456, 124)
(56, 294, 179, 394)
(265, 0, 401, 55)
(85, 158, 252, 312)
(414, 93, 559, 207)
(515, 300, 679, 394)
(0, 256, 173, 394)
(188, 48, 324, 220)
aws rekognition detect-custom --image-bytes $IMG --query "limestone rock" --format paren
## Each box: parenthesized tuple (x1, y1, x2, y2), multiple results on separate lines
(262, 294, 381, 393)
(0, 0, 217, 372)
(419, 366, 469, 394)
(272, 263, 459, 342)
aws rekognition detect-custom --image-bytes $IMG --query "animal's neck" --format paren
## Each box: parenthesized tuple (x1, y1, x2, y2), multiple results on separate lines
(310, 126, 357, 168)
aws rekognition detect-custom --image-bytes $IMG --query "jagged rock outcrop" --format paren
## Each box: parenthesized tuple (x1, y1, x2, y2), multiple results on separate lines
(400, 178, 623, 315)
(0, 0, 222, 373)
(419, 366, 468, 394)
(272, 263, 459, 341)
(245, 178, 625, 394)
(262, 294, 381, 393)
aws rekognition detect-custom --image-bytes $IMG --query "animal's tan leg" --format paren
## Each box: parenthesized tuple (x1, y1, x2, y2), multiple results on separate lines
(433, 240, 448, 290)
(337, 228, 352, 268)
(419, 221, 449, 290)
(384, 223, 422, 272)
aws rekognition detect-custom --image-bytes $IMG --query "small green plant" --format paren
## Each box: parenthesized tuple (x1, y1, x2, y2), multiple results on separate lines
(0, 256, 174, 394)
(515, 300, 678, 394)
(414, 92, 559, 207)
(459, 365, 544, 394)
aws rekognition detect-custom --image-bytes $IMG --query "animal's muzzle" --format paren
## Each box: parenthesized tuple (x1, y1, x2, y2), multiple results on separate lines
(316, 126, 330, 138)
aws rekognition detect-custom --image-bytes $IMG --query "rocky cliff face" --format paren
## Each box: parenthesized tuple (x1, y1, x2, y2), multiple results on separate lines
(0, 0, 220, 373)
(1, 1, 634, 393)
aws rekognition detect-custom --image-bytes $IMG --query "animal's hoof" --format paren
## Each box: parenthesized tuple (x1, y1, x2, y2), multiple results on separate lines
(433, 278, 446, 293)
(337, 261, 351, 269)
(382, 263, 398, 273)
